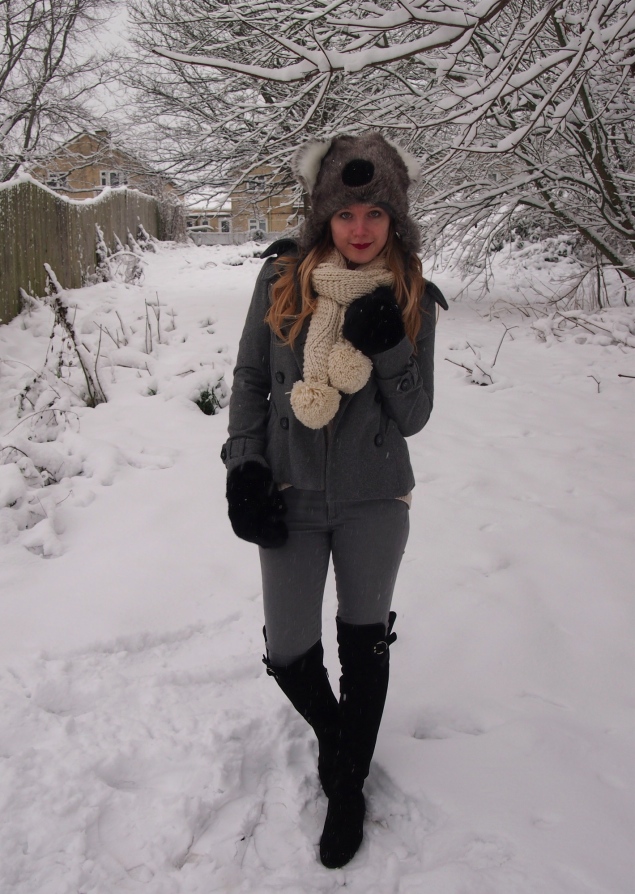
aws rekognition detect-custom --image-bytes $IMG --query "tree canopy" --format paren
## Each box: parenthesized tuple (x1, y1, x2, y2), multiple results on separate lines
(130, 0, 635, 280)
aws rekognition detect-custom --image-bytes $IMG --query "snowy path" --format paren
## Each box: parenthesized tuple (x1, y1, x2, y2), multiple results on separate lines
(0, 243, 633, 892)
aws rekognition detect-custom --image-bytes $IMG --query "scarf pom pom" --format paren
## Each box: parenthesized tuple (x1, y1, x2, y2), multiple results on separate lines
(328, 341, 372, 394)
(290, 380, 341, 429)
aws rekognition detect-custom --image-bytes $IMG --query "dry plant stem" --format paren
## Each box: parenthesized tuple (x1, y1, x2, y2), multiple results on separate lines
(555, 312, 633, 346)
(3, 409, 81, 437)
(473, 363, 494, 384)
(588, 375, 601, 393)
(0, 445, 30, 460)
(99, 325, 120, 349)
(44, 263, 106, 407)
(492, 324, 518, 367)
(144, 300, 153, 354)
(0, 356, 41, 377)
(154, 292, 162, 344)
(91, 327, 106, 402)
(554, 312, 597, 336)
(445, 358, 474, 374)
(54, 298, 103, 407)
(152, 304, 162, 345)
(115, 311, 130, 345)
(618, 373, 635, 379)
(19, 288, 40, 311)
(35, 496, 48, 519)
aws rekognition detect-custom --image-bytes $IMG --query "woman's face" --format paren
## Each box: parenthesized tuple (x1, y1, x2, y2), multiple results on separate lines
(330, 204, 391, 266)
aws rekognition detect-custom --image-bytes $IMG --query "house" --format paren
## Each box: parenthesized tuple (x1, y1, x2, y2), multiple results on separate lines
(29, 130, 174, 200)
(230, 166, 302, 237)
(186, 167, 303, 244)
(185, 204, 232, 233)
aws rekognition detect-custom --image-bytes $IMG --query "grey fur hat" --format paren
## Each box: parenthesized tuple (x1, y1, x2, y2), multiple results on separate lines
(291, 132, 422, 255)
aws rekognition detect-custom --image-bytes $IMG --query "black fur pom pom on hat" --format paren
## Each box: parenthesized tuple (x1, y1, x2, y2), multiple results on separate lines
(292, 132, 422, 255)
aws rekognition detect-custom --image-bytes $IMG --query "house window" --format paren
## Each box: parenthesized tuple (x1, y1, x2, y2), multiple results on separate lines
(220, 219, 231, 233)
(249, 218, 267, 234)
(46, 172, 68, 189)
(100, 170, 128, 188)
(245, 175, 266, 193)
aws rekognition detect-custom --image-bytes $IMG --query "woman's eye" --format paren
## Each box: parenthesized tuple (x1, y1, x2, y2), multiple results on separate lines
(368, 210, 382, 218)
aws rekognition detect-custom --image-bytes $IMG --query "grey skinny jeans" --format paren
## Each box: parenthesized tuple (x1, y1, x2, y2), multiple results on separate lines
(259, 488, 409, 665)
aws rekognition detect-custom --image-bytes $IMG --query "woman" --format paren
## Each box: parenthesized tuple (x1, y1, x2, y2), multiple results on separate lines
(221, 132, 447, 868)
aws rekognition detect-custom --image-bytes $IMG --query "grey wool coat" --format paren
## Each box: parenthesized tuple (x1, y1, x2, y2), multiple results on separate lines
(220, 240, 447, 502)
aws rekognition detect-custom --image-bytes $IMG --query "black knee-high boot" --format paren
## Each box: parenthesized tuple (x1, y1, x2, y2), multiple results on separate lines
(262, 635, 340, 797)
(319, 612, 397, 869)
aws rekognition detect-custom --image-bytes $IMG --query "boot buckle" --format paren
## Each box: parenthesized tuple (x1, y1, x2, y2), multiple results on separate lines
(262, 654, 278, 678)
(373, 640, 388, 655)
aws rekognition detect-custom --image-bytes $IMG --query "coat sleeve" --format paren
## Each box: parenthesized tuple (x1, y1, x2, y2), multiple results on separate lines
(369, 282, 441, 438)
(220, 260, 276, 472)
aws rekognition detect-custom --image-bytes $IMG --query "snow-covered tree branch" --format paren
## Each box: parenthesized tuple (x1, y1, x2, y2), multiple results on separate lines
(129, 0, 635, 279)
(0, 0, 118, 181)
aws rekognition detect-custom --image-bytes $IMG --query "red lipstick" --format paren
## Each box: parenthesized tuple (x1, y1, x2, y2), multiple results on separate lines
(351, 243, 371, 250)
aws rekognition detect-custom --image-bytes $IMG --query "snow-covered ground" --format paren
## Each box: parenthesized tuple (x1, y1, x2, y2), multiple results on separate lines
(0, 240, 633, 893)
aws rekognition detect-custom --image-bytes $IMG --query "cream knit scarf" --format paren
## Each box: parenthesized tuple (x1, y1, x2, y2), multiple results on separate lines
(290, 249, 393, 429)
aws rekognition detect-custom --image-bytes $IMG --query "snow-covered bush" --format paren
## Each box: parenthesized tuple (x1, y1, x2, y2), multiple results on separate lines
(192, 379, 229, 416)
(136, 223, 157, 252)
(532, 309, 635, 348)
(1, 240, 235, 554)
(91, 224, 145, 285)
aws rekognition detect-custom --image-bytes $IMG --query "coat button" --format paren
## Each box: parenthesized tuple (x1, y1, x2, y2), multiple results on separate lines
(399, 379, 411, 392)
(280, 417, 289, 430)
(275, 371, 285, 384)
(374, 434, 384, 447)
(220, 446, 227, 461)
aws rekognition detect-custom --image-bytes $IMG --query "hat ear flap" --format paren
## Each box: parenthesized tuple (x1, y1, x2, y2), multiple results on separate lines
(291, 139, 334, 193)
(386, 138, 421, 186)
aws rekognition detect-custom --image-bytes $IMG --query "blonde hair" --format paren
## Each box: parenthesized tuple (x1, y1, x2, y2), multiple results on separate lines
(266, 225, 425, 347)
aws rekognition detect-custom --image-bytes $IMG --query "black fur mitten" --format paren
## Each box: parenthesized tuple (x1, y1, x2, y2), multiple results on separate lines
(227, 461, 288, 549)
(343, 286, 405, 355)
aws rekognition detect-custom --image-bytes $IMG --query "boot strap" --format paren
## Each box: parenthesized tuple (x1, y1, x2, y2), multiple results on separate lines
(373, 611, 397, 655)
(373, 632, 396, 655)
(262, 654, 278, 678)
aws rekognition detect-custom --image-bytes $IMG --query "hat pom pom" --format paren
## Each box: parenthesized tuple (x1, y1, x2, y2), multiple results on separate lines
(290, 380, 341, 429)
(328, 341, 372, 394)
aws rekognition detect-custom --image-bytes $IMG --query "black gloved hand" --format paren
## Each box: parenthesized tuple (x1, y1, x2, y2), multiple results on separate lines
(343, 286, 406, 355)
(227, 461, 288, 549)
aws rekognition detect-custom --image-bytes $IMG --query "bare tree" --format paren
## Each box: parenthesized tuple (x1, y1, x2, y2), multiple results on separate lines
(0, 0, 118, 181)
(129, 0, 635, 282)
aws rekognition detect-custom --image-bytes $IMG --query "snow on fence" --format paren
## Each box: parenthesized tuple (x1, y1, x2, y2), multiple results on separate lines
(0, 177, 160, 324)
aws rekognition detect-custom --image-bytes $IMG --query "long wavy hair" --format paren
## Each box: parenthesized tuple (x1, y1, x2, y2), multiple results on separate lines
(266, 224, 426, 347)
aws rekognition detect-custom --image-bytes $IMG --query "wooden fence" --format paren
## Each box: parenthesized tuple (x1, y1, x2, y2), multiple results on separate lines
(0, 177, 160, 324)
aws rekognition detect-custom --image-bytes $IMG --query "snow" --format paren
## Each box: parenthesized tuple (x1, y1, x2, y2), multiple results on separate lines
(0, 240, 633, 892)
(0, 173, 150, 206)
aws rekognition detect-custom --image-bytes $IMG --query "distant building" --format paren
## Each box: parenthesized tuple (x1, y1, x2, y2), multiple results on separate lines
(185, 204, 232, 233)
(29, 130, 174, 200)
(186, 167, 303, 244)
(230, 166, 302, 237)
